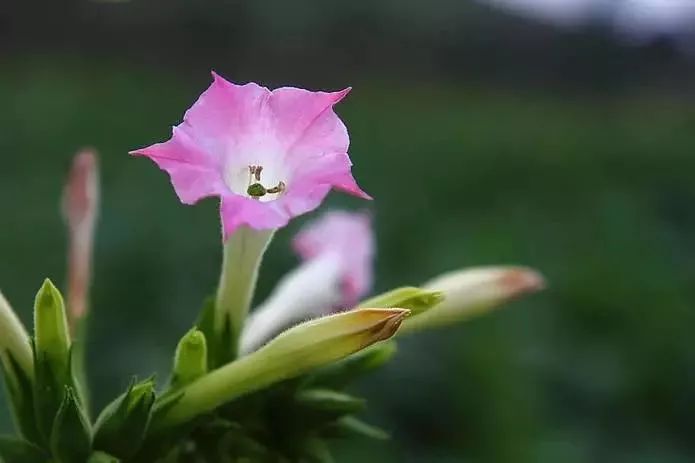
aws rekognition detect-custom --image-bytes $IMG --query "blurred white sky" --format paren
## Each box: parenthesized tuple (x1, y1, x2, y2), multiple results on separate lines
(483, 0, 695, 42)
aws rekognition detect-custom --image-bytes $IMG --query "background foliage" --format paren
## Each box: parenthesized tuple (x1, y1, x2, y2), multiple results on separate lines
(2, 1, 695, 462)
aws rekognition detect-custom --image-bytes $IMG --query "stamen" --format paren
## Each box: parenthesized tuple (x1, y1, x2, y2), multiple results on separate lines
(266, 181, 286, 195)
(246, 165, 285, 199)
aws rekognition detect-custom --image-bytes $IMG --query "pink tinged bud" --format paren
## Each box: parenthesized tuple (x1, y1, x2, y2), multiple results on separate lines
(62, 149, 100, 332)
(293, 211, 375, 307)
(400, 266, 545, 334)
(130, 72, 371, 241)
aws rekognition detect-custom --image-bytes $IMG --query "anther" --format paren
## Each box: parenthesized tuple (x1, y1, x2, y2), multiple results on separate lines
(266, 181, 286, 195)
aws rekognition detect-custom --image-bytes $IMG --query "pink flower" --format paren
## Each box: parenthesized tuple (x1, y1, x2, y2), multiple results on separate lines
(131, 72, 370, 239)
(293, 210, 375, 307)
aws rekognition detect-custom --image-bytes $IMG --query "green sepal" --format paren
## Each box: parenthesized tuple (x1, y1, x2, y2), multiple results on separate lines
(0, 435, 48, 463)
(93, 377, 156, 459)
(0, 351, 40, 442)
(322, 416, 390, 441)
(196, 297, 233, 369)
(358, 286, 444, 316)
(295, 389, 366, 417)
(88, 451, 121, 463)
(209, 428, 273, 462)
(50, 386, 92, 463)
(302, 437, 335, 463)
(33, 279, 74, 441)
(305, 341, 397, 389)
(170, 329, 208, 389)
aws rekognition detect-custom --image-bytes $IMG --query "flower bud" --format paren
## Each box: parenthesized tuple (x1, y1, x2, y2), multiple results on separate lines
(401, 266, 545, 334)
(153, 308, 409, 430)
(171, 329, 208, 389)
(93, 378, 156, 459)
(33, 279, 74, 440)
(62, 149, 99, 331)
(358, 287, 444, 316)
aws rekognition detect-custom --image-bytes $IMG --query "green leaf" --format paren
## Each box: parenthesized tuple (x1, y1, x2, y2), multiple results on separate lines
(0, 435, 48, 462)
(33, 279, 73, 441)
(295, 389, 365, 417)
(322, 416, 390, 441)
(302, 437, 334, 463)
(170, 329, 208, 389)
(50, 386, 92, 463)
(87, 451, 121, 463)
(195, 297, 233, 369)
(0, 351, 40, 442)
(305, 341, 397, 389)
(93, 378, 156, 459)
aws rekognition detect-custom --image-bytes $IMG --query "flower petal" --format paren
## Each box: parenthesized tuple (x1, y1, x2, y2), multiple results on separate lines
(293, 211, 375, 305)
(183, 72, 272, 154)
(130, 126, 226, 205)
(269, 87, 350, 152)
(219, 195, 290, 239)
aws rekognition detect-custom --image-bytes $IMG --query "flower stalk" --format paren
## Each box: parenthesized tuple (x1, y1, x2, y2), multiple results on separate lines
(215, 227, 274, 361)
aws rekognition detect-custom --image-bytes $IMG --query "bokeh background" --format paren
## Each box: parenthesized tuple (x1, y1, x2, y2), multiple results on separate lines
(3, 1, 695, 462)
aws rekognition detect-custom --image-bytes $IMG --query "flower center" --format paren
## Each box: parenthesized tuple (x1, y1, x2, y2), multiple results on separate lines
(246, 165, 286, 200)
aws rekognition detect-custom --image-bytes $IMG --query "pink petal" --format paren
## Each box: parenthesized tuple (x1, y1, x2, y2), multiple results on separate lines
(220, 195, 290, 240)
(130, 126, 226, 205)
(269, 87, 351, 152)
(293, 211, 375, 305)
(183, 72, 271, 154)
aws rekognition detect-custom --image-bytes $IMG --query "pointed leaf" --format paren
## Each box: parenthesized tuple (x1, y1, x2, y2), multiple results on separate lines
(0, 351, 40, 442)
(93, 378, 156, 459)
(50, 386, 92, 463)
(303, 437, 334, 463)
(305, 341, 397, 388)
(88, 451, 121, 463)
(323, 416, 389, 440)
(295, 389, 365, 417)
(0, 435, 48, 463)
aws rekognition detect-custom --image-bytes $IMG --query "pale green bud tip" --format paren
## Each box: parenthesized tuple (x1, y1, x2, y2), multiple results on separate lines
(359, 287, 444, 316)
(172, 329, 208, 387)
(128, 380, 156, 411)
(34, 278, 70, 355)
(179, 329, 207, 353)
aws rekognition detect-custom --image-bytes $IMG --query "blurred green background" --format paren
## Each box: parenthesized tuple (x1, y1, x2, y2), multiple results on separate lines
(3, 1, 695, 462)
